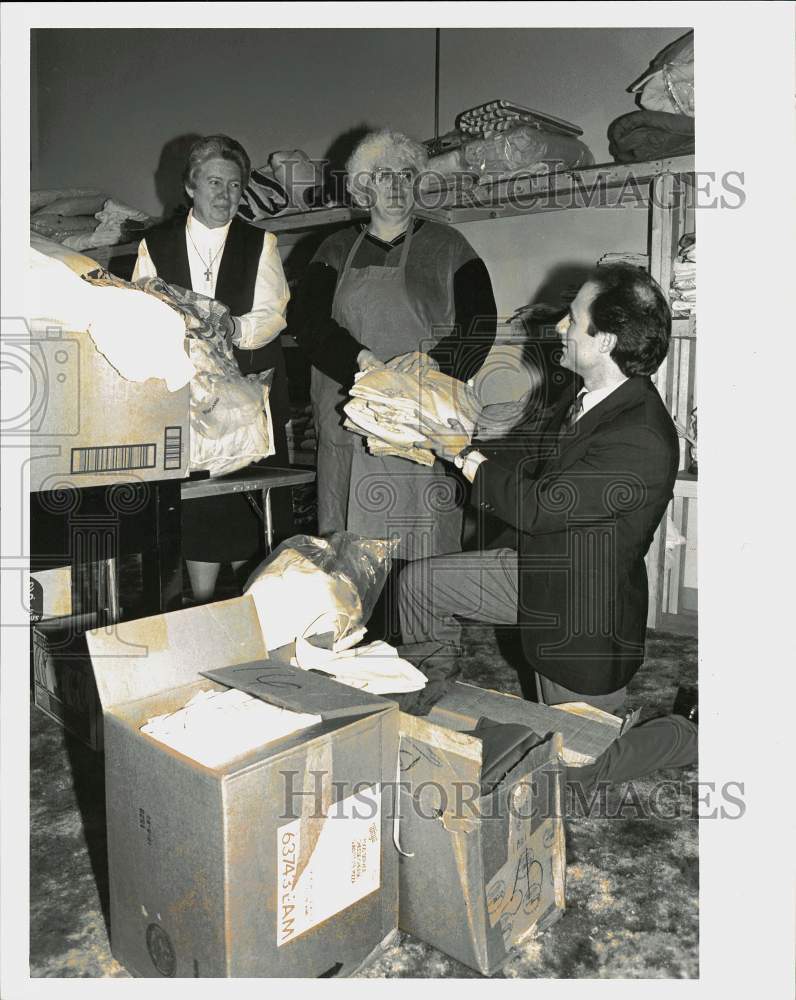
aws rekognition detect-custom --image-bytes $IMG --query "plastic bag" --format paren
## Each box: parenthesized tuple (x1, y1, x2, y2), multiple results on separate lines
(244, 532, 398, 650)
(190, 368, 274, 476)
(463, 125, 594, 179)
(629, 31, 694, 117)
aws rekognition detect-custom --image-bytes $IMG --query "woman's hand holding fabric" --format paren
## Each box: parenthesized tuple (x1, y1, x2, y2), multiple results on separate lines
(385, 351, 440, 375)
(357, 348, 386, 372)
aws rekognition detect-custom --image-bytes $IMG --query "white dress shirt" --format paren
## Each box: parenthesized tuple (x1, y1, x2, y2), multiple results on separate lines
(133, 210, 290, 350)
(573, 378, 628, 421)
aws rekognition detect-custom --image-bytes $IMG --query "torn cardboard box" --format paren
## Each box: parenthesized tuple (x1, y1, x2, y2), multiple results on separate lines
(85, 595, 399, 978)
(24, 322, 189, 492)
(431, 681, 639, 766)
(396, 698, 566, 976)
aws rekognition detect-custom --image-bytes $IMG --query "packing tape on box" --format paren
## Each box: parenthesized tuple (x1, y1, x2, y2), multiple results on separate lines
(398, 713, 489, 970)
(292, 736, 334, 889)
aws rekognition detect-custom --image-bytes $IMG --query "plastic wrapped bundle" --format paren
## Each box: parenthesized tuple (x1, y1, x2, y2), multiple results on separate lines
(244, 532, 398, 649)
(428, 125, 593, 182)
(629, 31, 694, 117)
(464, 125, 593, 178)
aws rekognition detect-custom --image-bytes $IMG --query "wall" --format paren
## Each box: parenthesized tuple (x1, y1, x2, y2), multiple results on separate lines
(33, 25, 687, 222)
(32, 28, 437, 215)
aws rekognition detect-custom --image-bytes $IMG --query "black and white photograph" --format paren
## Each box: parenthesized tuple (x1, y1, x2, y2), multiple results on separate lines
(1, 3, 793, 995)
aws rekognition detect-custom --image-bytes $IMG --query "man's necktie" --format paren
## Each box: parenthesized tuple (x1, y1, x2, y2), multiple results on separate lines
(560, 392, 585, 435)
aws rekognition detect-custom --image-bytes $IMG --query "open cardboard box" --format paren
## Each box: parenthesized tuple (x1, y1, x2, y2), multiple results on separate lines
(85, 595, 399, 978)
(396, 696, 567, 975)
(395, 681, 638, 975)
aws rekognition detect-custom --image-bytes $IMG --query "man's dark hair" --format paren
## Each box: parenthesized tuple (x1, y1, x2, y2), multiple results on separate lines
(587, 264, 671, 376)
(183, 134, 251, 190)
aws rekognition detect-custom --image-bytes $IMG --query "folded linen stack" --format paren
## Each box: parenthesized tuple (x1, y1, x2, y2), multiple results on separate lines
(30, 188, 152, 250)
(597, 251, 649, 270)
(670, 233, 696, 316)
(343, 368, 481, 467)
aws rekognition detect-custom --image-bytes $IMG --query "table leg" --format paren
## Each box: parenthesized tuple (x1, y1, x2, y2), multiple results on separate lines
(140, 480, 182, 613)
(263, 487, 274, 552)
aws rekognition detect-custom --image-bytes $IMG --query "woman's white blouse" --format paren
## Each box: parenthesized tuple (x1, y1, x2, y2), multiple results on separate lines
(133, 210, 289, 350)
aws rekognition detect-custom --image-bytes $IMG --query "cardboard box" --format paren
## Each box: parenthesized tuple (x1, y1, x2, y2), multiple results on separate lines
(29, 565, 73, 620)
(32, 611, 103, 750)
(430, 681, 639, 766)
(396, 695, 567, 975)
(85, 596, 399, 978)
(25, 324, 189, 492)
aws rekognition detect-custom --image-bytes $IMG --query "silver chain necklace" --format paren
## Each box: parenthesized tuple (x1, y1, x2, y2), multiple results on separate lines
(186, 226, 224, 282)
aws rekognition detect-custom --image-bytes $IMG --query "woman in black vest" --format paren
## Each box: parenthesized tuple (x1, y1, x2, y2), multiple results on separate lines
(134, 135, 291, 602)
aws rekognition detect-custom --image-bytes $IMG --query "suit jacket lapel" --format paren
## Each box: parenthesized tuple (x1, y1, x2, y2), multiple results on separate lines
(543, 377, 652, 470)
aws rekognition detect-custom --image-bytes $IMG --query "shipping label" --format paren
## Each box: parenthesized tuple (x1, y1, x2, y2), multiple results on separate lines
(277, 783, 381, 946)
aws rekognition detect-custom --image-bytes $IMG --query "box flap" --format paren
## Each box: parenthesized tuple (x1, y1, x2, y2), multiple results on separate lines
(86, 596, 267, 711)
(201, 660, 390, 719)
(428, 682, 622, 764)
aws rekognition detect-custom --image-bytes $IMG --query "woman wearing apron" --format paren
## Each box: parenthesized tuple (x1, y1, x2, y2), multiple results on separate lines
(292, 129, 497, 617)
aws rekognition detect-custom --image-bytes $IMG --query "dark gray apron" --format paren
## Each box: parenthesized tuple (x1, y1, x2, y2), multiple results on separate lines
(311, 222, 462, 561)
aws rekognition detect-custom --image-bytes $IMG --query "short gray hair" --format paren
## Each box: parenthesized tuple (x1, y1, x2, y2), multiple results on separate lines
(346, 129, 428, 205)
(183, 135, 251, 190)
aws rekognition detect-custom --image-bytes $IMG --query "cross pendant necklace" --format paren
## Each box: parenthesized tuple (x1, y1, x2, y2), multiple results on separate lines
(187, 228, 223, 284)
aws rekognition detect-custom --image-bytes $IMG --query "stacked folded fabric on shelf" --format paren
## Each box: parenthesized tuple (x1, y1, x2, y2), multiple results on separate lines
(30, 188, 154, 250)
(597, 250, 650, 270)
(343, 367, 481, 466)
(607, 109, 694, 163)
(670, 233, 696, 316)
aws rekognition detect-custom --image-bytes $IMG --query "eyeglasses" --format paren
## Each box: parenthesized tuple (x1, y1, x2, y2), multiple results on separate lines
(369, 168, 416, 186)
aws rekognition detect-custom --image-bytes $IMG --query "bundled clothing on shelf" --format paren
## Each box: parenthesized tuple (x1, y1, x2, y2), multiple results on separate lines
(609, 31, 694, 164)
(426, 123, 593, 182)
(670, 233, 697, 316)
(30, 188, 154, 250)
(608, 109, 694, 163)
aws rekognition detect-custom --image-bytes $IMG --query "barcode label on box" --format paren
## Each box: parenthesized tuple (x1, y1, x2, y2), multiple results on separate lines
(71, 443, 156, 474)
(277, 784, 381, 947)
(164, 426, 183, 469)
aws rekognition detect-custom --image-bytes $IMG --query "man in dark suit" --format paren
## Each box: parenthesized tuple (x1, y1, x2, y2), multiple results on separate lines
(398, 264, 679, 713)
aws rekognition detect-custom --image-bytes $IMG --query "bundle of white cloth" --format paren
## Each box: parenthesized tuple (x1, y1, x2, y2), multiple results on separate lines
(141, 688, 321, 768)
(292, 636, 428, 695)
(343, 367, 481, 466)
